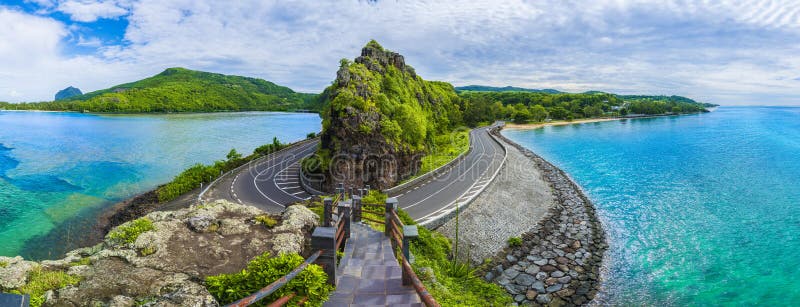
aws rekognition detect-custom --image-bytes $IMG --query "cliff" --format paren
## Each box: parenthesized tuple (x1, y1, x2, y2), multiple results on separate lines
(311, 40, 463, 190)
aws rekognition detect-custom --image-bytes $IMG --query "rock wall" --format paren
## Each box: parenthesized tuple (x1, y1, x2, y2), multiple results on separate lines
(480, 128, 608, 306)
(0, 200, 319, 306)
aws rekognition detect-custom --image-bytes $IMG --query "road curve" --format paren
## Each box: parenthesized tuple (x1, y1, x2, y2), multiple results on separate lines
(395, 126, 505, 225)
(220, 140, 319, 213)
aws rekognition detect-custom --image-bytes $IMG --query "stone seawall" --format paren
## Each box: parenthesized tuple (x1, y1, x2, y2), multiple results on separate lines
(484, 127, 608, 306)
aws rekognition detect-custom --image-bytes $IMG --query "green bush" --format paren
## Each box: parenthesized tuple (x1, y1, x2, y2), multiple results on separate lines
(8, 267, 81, 307)
(255, 214, 278, 228)
(361, 190, 388, 205)
(306, 132, 316, 139)
(108, 217, 156, 245)
(507, 236, 523, 247)
(395, 210, 512, 305)
(206, 253, 332, 307)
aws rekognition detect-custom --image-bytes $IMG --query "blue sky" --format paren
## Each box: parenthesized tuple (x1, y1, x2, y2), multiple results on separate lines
(1, 0, 799, 105)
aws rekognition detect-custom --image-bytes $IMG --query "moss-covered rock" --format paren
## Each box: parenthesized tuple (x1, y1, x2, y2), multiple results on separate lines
(312, 40, 463, 190)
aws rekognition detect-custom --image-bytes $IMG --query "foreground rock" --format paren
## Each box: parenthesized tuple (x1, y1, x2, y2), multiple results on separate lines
(0, 200, 319, 306)
(483, 128, 608, 306)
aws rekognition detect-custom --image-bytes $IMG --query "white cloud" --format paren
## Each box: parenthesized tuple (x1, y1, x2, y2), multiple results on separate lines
(57, 0, 129, 22)
(2, 0, 800, 104)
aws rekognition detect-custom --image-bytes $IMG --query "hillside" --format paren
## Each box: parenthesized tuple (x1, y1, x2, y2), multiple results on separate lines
(307, 40, 463, 189)
(4, 68, 320, 113)
(54, 86, 82, 101)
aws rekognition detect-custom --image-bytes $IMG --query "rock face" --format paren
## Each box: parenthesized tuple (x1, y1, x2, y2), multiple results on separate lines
(54, 86, 82, 100)
(1, 200, 319, 306)
(313, 40, 462, 190)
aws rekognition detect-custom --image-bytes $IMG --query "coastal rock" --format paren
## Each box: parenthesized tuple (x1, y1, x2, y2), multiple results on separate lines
(0, 256, 37, 289)
(3, 200, 319, 306)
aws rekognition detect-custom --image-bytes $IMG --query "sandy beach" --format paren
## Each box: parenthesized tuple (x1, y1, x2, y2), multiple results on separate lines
(504, 117, 623, 130)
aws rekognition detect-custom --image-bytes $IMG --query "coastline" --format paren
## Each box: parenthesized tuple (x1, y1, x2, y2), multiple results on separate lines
(505, 111, 711, 130)
(472, 126, 607, 305)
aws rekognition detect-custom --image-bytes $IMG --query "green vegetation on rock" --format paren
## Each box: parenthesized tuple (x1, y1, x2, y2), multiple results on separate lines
(108, 217, 156, 245)
(4, 67, 320, 113)
(507, 236, 523, 247)
(6, 267, 81, 307)
(206, 252, 332, 307)
(254, 214, 278, 228)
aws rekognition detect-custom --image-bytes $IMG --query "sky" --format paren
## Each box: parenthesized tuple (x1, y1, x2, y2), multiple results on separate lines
(0, 0, 799, 105)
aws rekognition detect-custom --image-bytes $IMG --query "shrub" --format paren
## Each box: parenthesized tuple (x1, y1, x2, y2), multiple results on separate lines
(361, 190, 388, 205)
(507, 236, 523, 247)
(8, 267, 81, 307)
(395, 209, 512, 306)
(108, 217, 156, 245)
(306, 132, 316, 139)
(139, 246, 157, 256)
(205, 253, 332, 307)
(0, 260, 7, 268)
(68, 257, 91, 267)
(254, 214, 278, 228)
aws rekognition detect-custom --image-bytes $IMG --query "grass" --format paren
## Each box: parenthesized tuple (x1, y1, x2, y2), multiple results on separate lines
(507, 236, 523, 247)
(400, 129, 470, 184)
(68, 257, 91, 267)
(107, 217, 156, 245)
(7, 267, 81, 307)
(255, 214, 278, 228)
(0, 260, 7, 268)
(396, 209, 512, 306)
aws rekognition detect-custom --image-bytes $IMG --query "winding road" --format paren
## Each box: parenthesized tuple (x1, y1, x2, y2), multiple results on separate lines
(210, 125, 506, 221)
(394, 126, 505, 225)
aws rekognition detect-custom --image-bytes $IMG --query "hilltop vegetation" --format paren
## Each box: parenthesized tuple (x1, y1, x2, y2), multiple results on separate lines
(2, 68, 320, 113)
(459, 90, 713, 126)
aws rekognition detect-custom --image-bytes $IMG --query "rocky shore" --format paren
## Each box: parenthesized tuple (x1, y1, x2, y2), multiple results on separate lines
(0, 200, 319, 306)
(479, 127, 607, 306)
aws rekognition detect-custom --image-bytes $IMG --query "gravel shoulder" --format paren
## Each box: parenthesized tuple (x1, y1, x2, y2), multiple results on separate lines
(437, 134, 556, 264)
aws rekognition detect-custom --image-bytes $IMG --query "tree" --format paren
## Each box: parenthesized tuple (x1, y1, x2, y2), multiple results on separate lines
(226, 148, 242, 161)
(530, 105, 548, 122)
(548, 106, 570, 120)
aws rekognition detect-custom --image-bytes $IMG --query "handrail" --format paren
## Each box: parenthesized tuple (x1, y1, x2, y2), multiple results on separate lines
(225, 250, 323, 307)
(383, 198, 440, 307)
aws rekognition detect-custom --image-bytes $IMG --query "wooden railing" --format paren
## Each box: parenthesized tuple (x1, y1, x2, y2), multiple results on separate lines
(224, 184, 439, 307)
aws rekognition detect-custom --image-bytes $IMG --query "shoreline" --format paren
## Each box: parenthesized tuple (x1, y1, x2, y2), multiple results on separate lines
(505, 112, 709, 130)
(478, 126, 608, 305)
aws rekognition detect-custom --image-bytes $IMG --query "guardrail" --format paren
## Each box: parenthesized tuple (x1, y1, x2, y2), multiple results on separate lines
(299, 165, 326, 196)
(197, 137, 319, 203)
(384, 131, 474, 197)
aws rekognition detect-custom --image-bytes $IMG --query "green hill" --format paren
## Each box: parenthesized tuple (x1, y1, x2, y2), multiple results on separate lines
(6, 68, 320, 113)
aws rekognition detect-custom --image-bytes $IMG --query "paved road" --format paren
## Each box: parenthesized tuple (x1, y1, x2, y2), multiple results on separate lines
(395, 126, 505, 225)
(215, 139, 319, 213)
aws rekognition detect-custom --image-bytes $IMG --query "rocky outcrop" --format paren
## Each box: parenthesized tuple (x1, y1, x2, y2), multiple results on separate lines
(0, 200, 319, 306)
(54, 86, 82, 101)
(314, 40, 461, 190)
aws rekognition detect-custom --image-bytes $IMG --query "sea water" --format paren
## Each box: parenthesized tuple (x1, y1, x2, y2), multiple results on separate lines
(0, 111, 320, 259)
(503, 107, 800, 305)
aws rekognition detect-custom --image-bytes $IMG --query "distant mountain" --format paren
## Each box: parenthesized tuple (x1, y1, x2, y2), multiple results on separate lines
(455, 85, 563, 94)
(10, 68, 320, 113)
(55, 86, 82, 101)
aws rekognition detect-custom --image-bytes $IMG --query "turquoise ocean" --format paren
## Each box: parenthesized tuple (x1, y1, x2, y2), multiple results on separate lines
(0, 111, 320, 260)
(503, 107, 800, 305)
